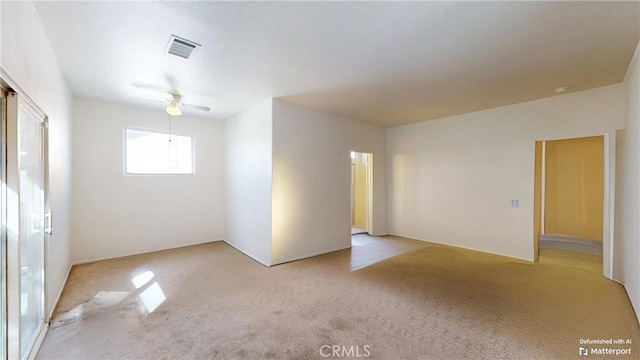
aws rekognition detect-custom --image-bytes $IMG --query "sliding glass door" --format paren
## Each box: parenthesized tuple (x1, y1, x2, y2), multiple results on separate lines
(19, 97, 45, 359)
(6, 90, 47, 360)
(1, 88, 7, 360)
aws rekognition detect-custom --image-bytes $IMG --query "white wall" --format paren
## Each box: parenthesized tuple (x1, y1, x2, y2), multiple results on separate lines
(1, 1, 73, 317)
(387, 84, 625, 261)
(71, 97, 224, 263)
(272, 99, 386, 264)
(224, 100, 273, 265)
(614, 43, 640, 321)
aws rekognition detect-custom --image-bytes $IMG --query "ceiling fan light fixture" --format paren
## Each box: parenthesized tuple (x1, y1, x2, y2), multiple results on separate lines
(166, 104, 182, 116)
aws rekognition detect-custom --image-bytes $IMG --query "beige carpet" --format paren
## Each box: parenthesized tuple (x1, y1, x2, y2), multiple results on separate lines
(37, 237, 639, 359)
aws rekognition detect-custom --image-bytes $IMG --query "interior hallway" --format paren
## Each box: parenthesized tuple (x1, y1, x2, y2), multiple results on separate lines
(350, 234, 428, 271)
(538, 248, 603, 274)
(351, 227, 366, 235)
(37, 236, 639, 359)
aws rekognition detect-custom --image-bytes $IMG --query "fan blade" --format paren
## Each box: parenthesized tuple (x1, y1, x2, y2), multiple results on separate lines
(134, 98, 167, 104)
(133, 84, 173, 93)
(133, 84, 180, 101)
(180, 103, 210, 112)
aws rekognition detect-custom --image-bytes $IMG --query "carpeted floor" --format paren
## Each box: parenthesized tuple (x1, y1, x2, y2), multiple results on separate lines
(37, 236, 639, 359)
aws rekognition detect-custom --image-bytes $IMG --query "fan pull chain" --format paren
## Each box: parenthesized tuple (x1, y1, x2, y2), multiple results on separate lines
(168, 113, 173, 142)
(168, 113, 173, 161)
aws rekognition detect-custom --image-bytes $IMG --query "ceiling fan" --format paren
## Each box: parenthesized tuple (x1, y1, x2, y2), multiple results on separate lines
(136, 92, 210, 116)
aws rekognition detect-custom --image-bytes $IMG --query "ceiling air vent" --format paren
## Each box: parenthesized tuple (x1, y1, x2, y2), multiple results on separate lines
(165, 35, 200, 59)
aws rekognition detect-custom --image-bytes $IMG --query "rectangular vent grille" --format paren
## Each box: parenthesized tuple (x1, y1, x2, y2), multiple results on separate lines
(165, 35, 200, 59)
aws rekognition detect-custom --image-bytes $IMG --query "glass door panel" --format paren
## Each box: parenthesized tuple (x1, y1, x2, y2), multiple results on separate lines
(6, 91, 46, 359)
(17, 102, 45, 359)
(1, 89, 7, 360)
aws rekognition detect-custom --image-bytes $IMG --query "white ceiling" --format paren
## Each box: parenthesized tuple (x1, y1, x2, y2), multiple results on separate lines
(33, 1, 639, 127)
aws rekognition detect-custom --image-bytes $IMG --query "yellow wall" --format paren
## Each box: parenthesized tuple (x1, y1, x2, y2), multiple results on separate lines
(351, 153, 367, 228)
(545, 136, 604, 241)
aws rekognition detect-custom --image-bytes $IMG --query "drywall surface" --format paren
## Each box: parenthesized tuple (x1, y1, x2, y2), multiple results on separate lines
(387, 84, 625, 261)
(1, 1, 74, 317)
(224, 100, 273, 265)
(71, 97, 224, 262)
(614, 43, 640, 321)
(272, 99, 387, 264)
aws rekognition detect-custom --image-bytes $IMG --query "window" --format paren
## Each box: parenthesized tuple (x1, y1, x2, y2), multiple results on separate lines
(125, 128, 194, 174)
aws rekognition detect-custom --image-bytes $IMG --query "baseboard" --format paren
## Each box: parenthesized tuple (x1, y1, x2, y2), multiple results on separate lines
(270, 245, 352, 266)
(387, 232, 534, 262)
(72, 239, 224, 266)
(625, 287, 640, 327)
(367, 232, 389, 237)
(223, 241, 272, 267)
(539, 234, 603, 256)
(27, 321, 49, 360)
(48, 264, 72, 321)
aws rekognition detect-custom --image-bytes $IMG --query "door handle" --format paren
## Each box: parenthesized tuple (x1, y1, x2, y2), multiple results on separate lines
(44, 210, 53, 235)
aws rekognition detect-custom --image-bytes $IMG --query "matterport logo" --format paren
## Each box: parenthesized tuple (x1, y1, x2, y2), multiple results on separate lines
(579, 338, 633, 356)
(319, 345, 371, 358)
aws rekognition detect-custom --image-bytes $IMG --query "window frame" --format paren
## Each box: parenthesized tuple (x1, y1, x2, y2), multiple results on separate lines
(123, 126, 196, 176)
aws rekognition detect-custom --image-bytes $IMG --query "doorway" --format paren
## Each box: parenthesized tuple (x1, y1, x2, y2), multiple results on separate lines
(534, 135, 608, 273)
(2, 85, 49, 360)
(350, 151, 372, 235)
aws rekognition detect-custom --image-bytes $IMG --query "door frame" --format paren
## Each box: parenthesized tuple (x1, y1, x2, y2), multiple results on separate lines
(1, 82, 7, 360)
(603, 132, 615, 278)
(533, 141, 543, 262)
(365, 153, 374, 235)
(350, 151, 374, 235)
(350, 163, 356, 225)
(533, 133, 615, 279)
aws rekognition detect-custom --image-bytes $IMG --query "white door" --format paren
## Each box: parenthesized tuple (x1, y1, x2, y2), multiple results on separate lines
(5, 90, 48, 360)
